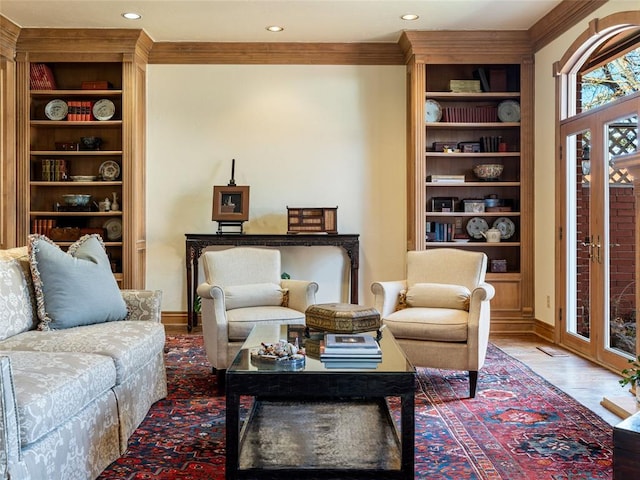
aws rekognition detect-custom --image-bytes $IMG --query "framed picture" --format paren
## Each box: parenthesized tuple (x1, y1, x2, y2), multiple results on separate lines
(212, 185, 250, 222)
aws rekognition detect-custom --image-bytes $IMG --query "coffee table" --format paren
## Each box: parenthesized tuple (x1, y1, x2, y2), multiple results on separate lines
(225, 324, 416, 479)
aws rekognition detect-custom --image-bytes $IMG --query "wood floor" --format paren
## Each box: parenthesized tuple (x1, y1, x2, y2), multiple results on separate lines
(491, 334, 632, 426)
(168, 326, 631, 426)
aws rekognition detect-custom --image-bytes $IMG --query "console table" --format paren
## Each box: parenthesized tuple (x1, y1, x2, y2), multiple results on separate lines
(185, 233, 360, 332)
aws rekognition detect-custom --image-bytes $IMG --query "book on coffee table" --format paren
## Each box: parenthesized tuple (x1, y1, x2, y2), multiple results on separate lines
(324, 334, 379, 348)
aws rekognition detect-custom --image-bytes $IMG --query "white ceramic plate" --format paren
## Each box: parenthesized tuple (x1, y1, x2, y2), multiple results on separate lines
(493, 217, 516, 239)
(497, 100, 521, 122)
(44, 99, 68, 120)
(466, 217, 489, 240)
(99, 160, 120, 181)
(93, 99, 116, 121)
(103, 218, 122, 240)
(425, 99, 442, 123)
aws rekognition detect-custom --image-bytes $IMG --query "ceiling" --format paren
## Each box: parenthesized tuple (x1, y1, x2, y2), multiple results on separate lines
(0, 0, 565, 43)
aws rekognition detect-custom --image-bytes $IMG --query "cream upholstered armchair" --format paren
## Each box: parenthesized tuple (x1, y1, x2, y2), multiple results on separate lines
(371, 249, 494, 398)
(196, 247, 318, 376)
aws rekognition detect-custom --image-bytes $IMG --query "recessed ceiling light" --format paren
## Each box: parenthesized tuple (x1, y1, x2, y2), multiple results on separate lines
(401, 14, 419, 21)
(266, 25, 284, 32)
(122, 12, 142, 20)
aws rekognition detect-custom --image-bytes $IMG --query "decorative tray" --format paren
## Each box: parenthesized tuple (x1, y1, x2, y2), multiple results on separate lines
(250, 341, 305, 363)
(250, 341, 306, 370)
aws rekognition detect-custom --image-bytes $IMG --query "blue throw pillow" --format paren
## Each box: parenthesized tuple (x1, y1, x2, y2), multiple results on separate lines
(28, 234, 128, 330)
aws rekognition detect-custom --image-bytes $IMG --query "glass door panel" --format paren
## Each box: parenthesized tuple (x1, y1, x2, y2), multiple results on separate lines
(566, 129, 593, 347)
(606, 114, 637, 358)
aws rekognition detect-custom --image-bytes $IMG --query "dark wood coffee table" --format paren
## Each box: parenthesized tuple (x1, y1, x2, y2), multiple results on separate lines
(225, 324, 416, 479)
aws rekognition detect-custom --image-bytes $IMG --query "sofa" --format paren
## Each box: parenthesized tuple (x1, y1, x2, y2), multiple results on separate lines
(0, 236, 167, 480)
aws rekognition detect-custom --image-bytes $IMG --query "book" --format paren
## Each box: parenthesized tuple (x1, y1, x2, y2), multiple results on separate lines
(323, 359, 382, 369)
(324, 334, 379, 349)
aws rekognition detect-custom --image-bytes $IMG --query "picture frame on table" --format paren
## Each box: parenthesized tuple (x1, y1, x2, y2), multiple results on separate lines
(212, 185, 250, 222)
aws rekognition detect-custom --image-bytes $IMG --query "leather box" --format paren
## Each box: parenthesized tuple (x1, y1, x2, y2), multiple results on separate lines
(305, 303, 381, 333)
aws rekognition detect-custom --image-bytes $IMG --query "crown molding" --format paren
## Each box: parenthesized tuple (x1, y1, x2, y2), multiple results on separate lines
(528, 0, 609, 52)
(0, 15, 20, 60)
(149, 42, 404, 65)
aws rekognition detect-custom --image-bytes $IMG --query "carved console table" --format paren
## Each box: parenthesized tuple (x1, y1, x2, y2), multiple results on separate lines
(185, 233, 360, 332)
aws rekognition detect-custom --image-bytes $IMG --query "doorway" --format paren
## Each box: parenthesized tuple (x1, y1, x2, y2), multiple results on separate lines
(559, 94, 638, 371)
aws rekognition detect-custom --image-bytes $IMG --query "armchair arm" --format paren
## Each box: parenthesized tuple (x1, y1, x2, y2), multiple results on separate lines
(466, 282, 495, 370)
(196, 282, 229, 370)
(281, 279, 318, 312)
(0, 356, 21, 477)
(121, 290, 163, 322)
(371, 280, 407, 318)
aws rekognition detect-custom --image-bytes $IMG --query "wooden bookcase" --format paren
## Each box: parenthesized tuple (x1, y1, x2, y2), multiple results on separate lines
(15, 29, 151, 289)
(400, 31, 535, 328)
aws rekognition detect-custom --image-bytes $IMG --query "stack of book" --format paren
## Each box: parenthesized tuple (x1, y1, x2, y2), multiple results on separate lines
(320, 333, 382, 369)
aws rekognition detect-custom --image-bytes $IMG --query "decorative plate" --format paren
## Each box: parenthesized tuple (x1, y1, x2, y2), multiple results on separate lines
(103, 218, 122, 240)
(497, 100, 521, 122)
(92, 99, 116, 121)
(99, 160, 120, 181)
(425, 99, 442, 123)
(492, 217, 516, 240)
(466, 217, 489, 240)
(44, 99, 68, 120)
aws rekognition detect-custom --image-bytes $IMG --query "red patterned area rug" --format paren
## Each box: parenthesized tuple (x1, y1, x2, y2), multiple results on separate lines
(98, 335, 613, 480)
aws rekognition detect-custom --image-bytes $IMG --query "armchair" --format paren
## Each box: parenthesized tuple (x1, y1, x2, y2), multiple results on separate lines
(371, 249, 494, 398)
(197, 247, 318, 377)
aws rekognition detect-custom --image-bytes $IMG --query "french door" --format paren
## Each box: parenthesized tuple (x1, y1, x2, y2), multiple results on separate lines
(559, 93, 638, 371)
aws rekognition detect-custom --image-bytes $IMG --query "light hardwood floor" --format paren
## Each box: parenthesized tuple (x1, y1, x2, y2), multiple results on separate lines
(491, 334, 632, 426)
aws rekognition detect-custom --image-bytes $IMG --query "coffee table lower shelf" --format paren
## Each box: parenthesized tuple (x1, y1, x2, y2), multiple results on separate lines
(237, 398, 403, 479)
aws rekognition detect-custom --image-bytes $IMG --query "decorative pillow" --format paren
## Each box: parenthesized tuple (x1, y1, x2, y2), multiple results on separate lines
(395, 290, 407, 311)
(224, 283, 284, 310)
(28, 234, 128, 330)
(0, 247, 39, 339)
(405, 283, 471, 311)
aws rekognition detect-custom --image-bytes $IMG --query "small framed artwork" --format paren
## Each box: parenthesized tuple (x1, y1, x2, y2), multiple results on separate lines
(212, 185, 250, 222)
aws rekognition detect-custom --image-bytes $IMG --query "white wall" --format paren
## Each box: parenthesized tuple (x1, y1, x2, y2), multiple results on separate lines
(534, 0, 636, 325)
(146, 65, 407, 312)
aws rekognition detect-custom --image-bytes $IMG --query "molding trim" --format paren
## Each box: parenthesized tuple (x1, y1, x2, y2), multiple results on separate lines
(16, 28, 151, 59)
(533, 319, 555, 343)
(149, 42, 405, 65)
(399, 30, 533, 64)
(528, 0, 609, 52)
(0, 16, 20, 60)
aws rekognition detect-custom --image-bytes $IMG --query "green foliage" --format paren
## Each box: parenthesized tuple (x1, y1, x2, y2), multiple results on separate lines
(619, 355, 640, 388)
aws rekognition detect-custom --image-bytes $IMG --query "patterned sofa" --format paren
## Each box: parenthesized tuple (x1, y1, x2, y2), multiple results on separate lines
(0, 244, 167, 480)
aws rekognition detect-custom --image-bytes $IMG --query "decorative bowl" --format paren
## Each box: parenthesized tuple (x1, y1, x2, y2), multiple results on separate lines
(80, 136, 102, 150)
(62, 194, 91, 206)
(473, 164, 503, 180)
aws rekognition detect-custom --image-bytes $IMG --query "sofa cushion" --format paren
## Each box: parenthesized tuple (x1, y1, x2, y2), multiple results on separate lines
(28, 234, 127, 330)
(0, 247, 38, 340)
(224, 283, 284, 310)
(0, 321, 165, 384)
(405, 283, 471, 311)
(0, 350, 116, 446)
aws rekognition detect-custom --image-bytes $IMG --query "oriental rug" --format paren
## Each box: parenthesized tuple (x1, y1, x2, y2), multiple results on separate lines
(98, 335, 613, 479)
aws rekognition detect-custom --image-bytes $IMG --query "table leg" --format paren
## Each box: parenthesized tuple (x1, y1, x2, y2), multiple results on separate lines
(401, 392, 415, 478)
(185, 245, 193, 333)
(226, 391, 240, 479)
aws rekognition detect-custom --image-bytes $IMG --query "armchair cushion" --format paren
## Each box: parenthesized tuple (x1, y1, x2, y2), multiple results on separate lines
(383, 307, 469, 342)
(224, 283, 285, 310)
(405, 283, 471, 311)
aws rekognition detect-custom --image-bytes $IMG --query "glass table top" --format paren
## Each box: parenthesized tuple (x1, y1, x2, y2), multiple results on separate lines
(227, 324, 414, 374)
